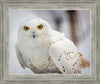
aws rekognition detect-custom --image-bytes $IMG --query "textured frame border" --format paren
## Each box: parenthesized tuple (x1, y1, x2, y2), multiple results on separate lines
(0, 0, 99, 84)
(3, 3, 96, 81)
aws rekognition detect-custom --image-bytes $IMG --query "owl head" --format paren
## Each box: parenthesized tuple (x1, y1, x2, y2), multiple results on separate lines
(18, 18, 52, 39)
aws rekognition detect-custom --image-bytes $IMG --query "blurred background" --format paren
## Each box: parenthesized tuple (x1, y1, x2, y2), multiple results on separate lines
(9, 10, 90, 74)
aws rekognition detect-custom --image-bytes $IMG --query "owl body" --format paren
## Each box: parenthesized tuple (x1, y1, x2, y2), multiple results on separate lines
(16, 18, 90, 74)
(17, 29, 65, 73)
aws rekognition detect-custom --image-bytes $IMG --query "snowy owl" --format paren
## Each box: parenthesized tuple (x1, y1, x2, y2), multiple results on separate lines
(15, 18, 90, 74)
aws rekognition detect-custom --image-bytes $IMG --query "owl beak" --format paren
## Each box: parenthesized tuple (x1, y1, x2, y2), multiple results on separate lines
(33, 32, 35, 38)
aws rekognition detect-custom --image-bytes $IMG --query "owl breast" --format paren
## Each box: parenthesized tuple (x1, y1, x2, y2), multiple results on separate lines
(18, 37, 60, 73)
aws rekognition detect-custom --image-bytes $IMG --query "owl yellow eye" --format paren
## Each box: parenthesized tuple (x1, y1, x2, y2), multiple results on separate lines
(24, 26, 30, 31)
(37, 24, 43, 30)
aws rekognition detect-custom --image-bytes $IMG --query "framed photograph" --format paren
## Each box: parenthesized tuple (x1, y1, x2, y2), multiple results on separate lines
(9, 9, 90, 74)
(0, 0, 99, 84)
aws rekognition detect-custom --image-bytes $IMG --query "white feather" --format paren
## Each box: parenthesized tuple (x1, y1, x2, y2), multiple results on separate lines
(16, 18, 81, 74)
